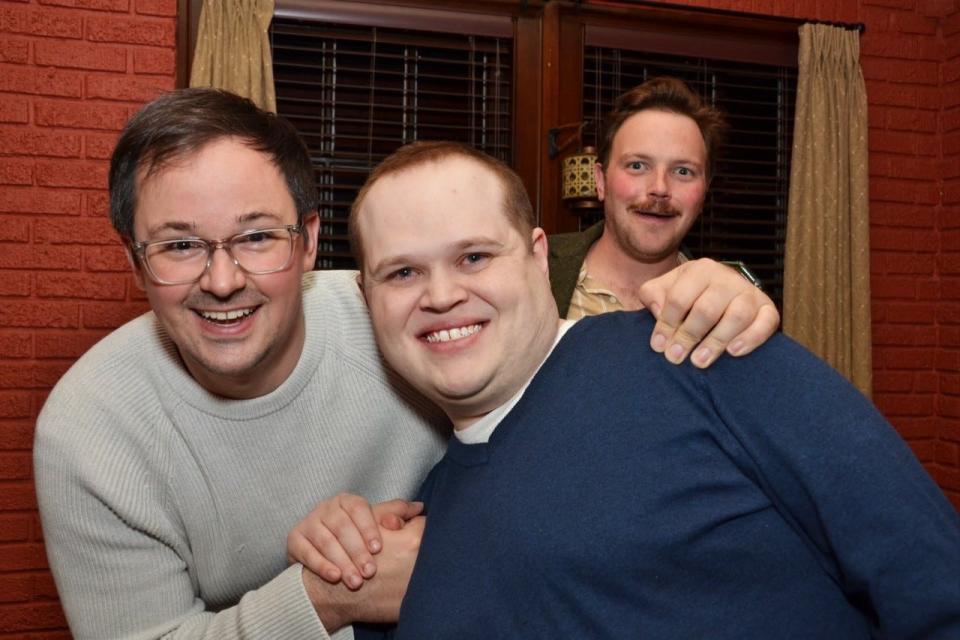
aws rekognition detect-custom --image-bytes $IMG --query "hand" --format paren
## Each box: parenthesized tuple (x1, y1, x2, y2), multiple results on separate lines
(302, 516, 425, 633)
(638, 258, 780, 368)
(287, 493, 423, 590)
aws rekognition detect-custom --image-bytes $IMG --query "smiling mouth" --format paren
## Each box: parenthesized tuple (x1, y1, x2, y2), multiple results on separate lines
(196, 307, 257, 325)
(423, 323, 483, 344)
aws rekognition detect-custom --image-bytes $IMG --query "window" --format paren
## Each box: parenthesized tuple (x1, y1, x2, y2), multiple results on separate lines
(271, 16, 513, 269)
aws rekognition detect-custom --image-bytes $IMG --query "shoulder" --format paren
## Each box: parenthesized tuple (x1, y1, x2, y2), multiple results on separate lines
(547, 221, 604, 259)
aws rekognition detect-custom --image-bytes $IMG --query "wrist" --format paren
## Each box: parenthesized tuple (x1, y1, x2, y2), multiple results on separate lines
(302, 565, 350, 633)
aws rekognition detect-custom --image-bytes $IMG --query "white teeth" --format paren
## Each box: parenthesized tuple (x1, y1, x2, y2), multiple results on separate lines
(200, 308, 255, 322)
(425, 324, 481, 344)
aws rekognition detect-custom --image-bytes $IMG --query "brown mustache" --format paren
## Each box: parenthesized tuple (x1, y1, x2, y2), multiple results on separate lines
(628, 199, 681, 217)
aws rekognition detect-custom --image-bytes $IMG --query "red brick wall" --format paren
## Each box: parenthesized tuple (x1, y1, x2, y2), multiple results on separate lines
(0, 0, 174, 635)
(1, 0, 958, 636)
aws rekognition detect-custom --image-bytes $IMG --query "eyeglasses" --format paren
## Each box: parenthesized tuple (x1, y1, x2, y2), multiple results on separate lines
(131, 225, 304, 285)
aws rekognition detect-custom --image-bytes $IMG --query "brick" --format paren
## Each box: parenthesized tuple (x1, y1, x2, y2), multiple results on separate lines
(0, 421, 35, 450)
(0, 64, 84, 98)
(870, 178, 940, 205)
(862, 0, 914, 9)
(0, 271, 32, 295)
(35, 160, 108, 190)
(944, 229, 960, 249)
(889, 416, 938, 439)
(0, 514, 31, 542)
(872, 324, 938, 346)
(892, 10, 938, 35)
(942, 253, 960, 275)
(0, 96, 30, 124)
(0, 332, 32, 358)
(0, 301, 79, 328)
(0, 5, 83, 39)
(0, 573, 31, 603)
(35, 217, 116, 244)
(869, 129, 918, 155)
(871, 251, 936, 276)
(36, 272, 126, 300)
(0, 481, 38, 511)
(870, 228, 938, 252)
(39, 0, 129, 10)
(86, 73, 174, 103)
(918, 36, 945, 62)
(0, 361, 71, 388)
(884, 107, 938, 134)
(0, 159, 33, 185)
(936, 441, 960, 466)
(86, 191, 111, 217)
(0, 244, 82, 270)
(932, 466, 960, 492)
(0, 452, 31, 479)
(136, 0, 175, 15)
(35, 100, 129, 131)
(860, 32, 916, 59)
(86, 15, 175, 46)
(919, 0, 954, 19)
(0, 38, 29, 64)
(878, 347, 936, 369)
(84, 245, 131, 271)
(0, 187, 81, 216)
(0, 128, 82, 158)
(34, 40, 126, 72)
(133, 47, 175, 75)
(862, 57, 939, 85)
(0, 391, 31, 418)
(869, 202, 936, 228)
(84, 133, 119, 160)
(870, 275, 916, 299)
(944, 6, 960, 33)
(0, 600, 66, 632)
(867, 82, 921, 108)
(35, 330, 106, 358)
(82, 301, 149, 328)
(872, 371, 915, 392)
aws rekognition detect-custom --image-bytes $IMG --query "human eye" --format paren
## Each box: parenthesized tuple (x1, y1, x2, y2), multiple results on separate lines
(626, 160, 646, 172)
(235, 228, 282, 249)
(156, 239, 205, 256)
(460, 253, 490, 270)
(389, 266, 416, 282)
(675, 166, 697, 178)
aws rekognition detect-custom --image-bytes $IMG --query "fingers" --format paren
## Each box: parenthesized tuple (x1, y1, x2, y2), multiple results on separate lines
(639, 258, 780, 367)
(372, 499, 424, 531)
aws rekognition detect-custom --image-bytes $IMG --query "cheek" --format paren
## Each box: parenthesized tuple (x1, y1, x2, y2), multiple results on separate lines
(607, 171, 639, 199)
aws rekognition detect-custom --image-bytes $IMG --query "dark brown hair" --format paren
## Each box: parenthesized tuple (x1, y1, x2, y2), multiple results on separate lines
(109, 88, 317, 241)
(349, 141, 535, 270)
(598, 77, 728, 180)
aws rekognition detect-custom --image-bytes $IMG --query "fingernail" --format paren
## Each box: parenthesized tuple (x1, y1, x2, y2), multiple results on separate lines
(667, 343, 685, 363)
(728, 340, 744, 356)
(362, 562, 376, 578)
(346, 574, 362, 589)
(369, 539, 381, 553)
(651, 333, 667, 352)
(693, 346, 711, 366)
(325, 569, 340, 582)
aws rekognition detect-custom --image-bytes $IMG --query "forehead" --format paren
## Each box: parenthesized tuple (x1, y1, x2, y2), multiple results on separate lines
(612, 109, 706, 158)
(134, 137, 294, 233)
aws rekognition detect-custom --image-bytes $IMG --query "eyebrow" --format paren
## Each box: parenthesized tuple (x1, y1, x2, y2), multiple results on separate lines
(368, 236, 506, 276)
(144, 211, 285, 238)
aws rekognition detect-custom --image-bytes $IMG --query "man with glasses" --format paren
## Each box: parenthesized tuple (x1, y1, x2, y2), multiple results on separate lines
(34, 88, 781, 639)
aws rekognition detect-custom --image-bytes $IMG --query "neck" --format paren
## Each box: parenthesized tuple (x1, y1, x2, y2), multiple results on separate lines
(447, 316, 564, 431)
(584, 231, 679, 310)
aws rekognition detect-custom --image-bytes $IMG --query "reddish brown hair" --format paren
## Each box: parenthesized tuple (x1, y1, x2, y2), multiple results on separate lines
(598, 77, 728, 181)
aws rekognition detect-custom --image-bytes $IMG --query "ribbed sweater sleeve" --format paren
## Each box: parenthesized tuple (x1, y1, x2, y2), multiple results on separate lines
(34, 270, 447, 640)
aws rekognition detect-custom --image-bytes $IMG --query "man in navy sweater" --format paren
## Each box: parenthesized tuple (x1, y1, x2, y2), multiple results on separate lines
(296, 140, 960, 638)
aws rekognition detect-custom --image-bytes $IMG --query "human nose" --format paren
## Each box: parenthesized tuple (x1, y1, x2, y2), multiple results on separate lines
(419, 269, 467, 312)
(198, 242, 246, 297)
(648, 168, 669, 199)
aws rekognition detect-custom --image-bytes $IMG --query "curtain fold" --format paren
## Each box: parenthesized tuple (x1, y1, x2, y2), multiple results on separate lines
(784, 24, 872, 397)
(189, 0, 277, 113)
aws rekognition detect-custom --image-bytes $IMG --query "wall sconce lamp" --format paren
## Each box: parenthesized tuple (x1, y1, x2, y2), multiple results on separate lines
(548, 121, 602, 212)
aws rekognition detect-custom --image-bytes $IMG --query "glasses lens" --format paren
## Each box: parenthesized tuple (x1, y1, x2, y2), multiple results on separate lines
(144, 239, 209, 284)
(231, 228, 296, 275)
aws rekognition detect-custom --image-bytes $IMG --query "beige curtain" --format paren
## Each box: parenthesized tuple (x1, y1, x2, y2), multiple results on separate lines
(189, 0, 276, 113)
(784, 24, 871, 397)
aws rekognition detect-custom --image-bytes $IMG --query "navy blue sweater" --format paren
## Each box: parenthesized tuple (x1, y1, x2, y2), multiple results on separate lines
(360, 311, 960, 639)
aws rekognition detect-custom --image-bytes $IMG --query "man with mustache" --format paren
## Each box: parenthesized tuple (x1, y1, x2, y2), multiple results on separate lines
(549, 77, 776, 369)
